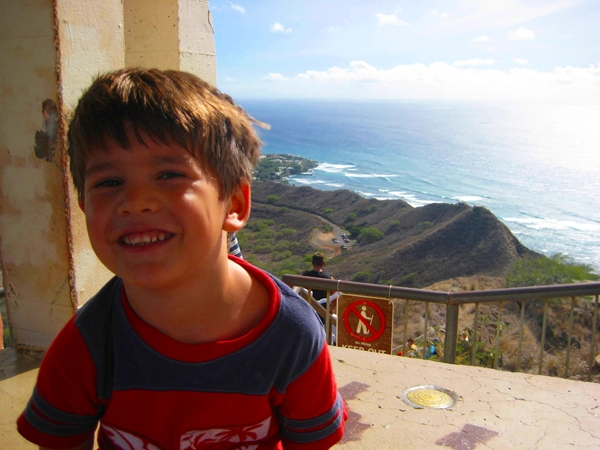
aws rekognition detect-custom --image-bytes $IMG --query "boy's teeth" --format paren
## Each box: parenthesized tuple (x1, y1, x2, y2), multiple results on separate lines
(122, 232, 171, 246)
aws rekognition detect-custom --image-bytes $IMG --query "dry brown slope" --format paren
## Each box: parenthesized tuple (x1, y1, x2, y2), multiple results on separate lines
(251, 181, 540, 287)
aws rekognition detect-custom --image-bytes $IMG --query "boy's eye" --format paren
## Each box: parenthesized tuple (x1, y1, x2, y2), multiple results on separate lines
(94, 178, 122, 188)
(158, 171, 185, 180)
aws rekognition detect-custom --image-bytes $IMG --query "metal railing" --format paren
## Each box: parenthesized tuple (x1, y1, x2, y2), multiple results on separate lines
(283, 275, 600, 379)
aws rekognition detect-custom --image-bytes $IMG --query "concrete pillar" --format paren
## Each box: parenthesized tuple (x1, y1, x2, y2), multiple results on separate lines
(0, 0, 123, 349)
(125, 0, 217, 85)
(0, 0, 217, 350)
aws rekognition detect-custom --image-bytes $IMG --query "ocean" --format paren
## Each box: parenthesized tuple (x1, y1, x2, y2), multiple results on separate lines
(240, 99, 600, 273)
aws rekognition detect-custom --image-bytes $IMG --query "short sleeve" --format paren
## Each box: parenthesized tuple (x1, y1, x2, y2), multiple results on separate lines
(17, 316, 104, 449)
(277, 343, 347, 449)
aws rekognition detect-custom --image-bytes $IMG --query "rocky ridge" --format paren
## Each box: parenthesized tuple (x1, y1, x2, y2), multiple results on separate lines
(251, 180, 539, 287)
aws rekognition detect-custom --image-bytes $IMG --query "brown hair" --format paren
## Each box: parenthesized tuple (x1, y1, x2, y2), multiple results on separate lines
(67, 67, 268, 198)
(312, 252, 326, 267)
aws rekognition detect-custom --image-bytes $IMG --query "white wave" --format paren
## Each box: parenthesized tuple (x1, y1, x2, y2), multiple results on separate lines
(387, 190, 410, 197)
(455, 195, 483, 202)
(324, 183, 344, 188)
(409, 199, 441, 207)
(346, 173, 375, 178)
(345, 173, 397, 179)
(357, 191, 375, 197)
(316, 163, 356, 173)
(504, 217, 600, 232)
(293, 178, 326, 185)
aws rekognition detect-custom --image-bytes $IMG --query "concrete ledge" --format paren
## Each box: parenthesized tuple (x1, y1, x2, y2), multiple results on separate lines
(331, 346, 600, 449)
(2, 346, 600, 449)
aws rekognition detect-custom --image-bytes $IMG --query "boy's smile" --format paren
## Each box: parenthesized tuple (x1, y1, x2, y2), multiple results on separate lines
(80, 130, 236, 291)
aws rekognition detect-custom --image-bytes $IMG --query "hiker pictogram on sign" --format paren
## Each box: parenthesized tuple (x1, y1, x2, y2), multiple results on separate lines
(356, 306, 373, 335)
(343, 300, 386, 342)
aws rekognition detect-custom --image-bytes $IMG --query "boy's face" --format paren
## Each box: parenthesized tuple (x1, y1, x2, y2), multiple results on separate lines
(79, 129, 249, 290)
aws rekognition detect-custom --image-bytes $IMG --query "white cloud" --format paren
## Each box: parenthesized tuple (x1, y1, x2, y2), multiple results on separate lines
(271, 22, 292, 33)
(508, 27, 535, 41)
(514, 58, 529, 65)
(225, 77, 236, 82)
(470, 35, 492, 43)
(292, 61, 600, 102)
(264, 73, 288, 81)
(212, 2, 246, 14)
(454, 58, 495, 66)
(376, 13, 409, 27)
(429, 8, 448, 18)
(436, 1, 581, 33)
(230, 3, 245, 14)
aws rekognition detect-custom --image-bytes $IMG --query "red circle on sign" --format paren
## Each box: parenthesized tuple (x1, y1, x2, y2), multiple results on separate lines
(343, 300, 386, 342)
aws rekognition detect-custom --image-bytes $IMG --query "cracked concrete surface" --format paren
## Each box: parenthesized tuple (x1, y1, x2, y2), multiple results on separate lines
(331, 346, 600, 449)
(1, 346, 600, 449)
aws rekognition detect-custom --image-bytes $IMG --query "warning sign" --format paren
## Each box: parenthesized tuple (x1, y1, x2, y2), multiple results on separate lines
(337, 295, 394, 354)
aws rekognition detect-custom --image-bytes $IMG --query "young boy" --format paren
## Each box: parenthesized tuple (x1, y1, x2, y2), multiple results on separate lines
(18, 68, 346, 450)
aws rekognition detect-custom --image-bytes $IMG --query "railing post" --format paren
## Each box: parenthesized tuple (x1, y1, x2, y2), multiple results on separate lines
(588, 295, 599, 381)
(470, 303, 480, 366)
(517, 300, 526, 372)
(539, 299, 549, 374)
(493, 302, 503, 369)
(403, 300, 409, 356)
(324, 291, 332, 346)
(444, 303, 459, 364)
(564, 297, 576, 378)
(423, 302, 430, 359)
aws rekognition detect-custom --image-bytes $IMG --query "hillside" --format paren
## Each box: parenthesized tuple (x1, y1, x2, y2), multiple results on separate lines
(249, 181, 539, 287)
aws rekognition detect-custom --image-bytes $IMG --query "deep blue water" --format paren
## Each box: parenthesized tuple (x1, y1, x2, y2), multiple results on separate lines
(241, 99, 600, 272)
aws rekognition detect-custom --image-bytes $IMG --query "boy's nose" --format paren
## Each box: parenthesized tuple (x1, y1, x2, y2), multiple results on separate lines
(118, 185, 160, 215)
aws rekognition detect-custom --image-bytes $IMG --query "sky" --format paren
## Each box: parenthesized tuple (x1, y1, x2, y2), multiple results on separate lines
(209, 0, 600, 102)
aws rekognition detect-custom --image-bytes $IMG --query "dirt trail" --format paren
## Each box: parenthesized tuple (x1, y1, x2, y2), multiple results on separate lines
(310, 230, 340, 258)
(308, 216, 353, 258)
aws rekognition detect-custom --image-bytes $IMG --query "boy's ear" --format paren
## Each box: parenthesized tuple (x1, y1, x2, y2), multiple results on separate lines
(223, 183, 251, 232)
(78, 195, 85, 212)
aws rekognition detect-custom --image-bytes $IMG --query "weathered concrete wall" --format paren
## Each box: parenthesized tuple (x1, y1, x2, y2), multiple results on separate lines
(178, 0, 217, 85)
(55, 0, 124, 305)
(0, 0, 216, 349)
(125, 0, 217, 85)
(0, 0, 123, 349)
(0, 0, 73, 348)
(124, 0, 179, 69)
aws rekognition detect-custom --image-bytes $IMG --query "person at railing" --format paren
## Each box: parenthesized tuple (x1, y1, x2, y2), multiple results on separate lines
(17, 68, 347, 450)
(302, 252, 339, 313)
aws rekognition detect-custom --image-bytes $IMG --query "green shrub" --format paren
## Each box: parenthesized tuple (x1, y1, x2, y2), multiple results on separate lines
(416, 221, 433, 233)
(266, 195, 279, 204)
(347, 226, 362, 238)
(506, 254, 599, 287)
(387, 220, 400, 232)
(352, 271, 372, 283)
(257, 229, 274, 239)
(400, 272, 418, 286)
(324, 208, 333, 214)
(360, 205, 377, 215)
(345, 213, 358, 223)
(359, 227, 384, 244)
(276, 228, 296, 238)
(246, 219, 273, 232)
